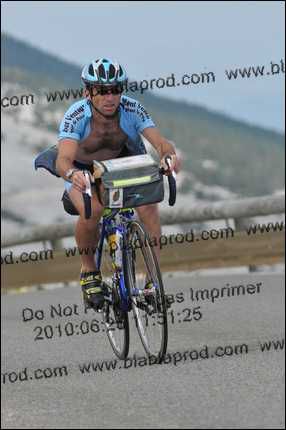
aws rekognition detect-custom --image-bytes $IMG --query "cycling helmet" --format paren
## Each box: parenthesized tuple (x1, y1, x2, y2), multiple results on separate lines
(81, 58, 127, 86)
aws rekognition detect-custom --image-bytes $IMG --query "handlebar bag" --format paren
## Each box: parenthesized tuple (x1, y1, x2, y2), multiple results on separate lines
(95, 154, 164, 208)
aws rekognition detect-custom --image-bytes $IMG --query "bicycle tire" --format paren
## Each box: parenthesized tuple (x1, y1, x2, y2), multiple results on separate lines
(99, 235, 130, 360)
(123, 220, 168, 363)
(104, 298, 130, 360)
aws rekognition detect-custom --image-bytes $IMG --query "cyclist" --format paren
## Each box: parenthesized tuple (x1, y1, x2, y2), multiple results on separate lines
(56, 58, 179, 310)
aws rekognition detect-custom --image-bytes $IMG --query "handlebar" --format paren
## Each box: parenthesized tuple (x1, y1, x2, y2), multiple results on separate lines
(83, 155, 177, 219)
(166, 173, 177, 206)
(159, 155, 177, 207)
(93, 156, 177, 207)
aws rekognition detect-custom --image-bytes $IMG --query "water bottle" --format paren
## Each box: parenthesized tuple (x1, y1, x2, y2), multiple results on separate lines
(114, 229, 123, 269)
(108, 214, 122, 269)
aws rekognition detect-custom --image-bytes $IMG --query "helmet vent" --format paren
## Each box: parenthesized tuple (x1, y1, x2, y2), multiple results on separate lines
(109, 64, 116, 79)
(98, 64, 106, 79)
(88, 64, 95, 76)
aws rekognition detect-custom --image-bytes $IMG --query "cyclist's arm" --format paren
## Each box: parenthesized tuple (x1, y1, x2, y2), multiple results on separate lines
(142, 128, 181, 173)
(142, 127, 176, 159)
(56, 140, 89, 192)
(143, 128, 179, 175)
(56, 139, 79, 180)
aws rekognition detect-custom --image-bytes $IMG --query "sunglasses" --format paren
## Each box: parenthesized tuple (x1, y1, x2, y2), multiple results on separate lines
(90, 85, 124, 96)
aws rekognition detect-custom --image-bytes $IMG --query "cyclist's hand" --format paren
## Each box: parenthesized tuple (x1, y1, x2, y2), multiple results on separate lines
(173, 149, 182, 173)
(160, 154, 177, 175)
(72, 171, 91, 193)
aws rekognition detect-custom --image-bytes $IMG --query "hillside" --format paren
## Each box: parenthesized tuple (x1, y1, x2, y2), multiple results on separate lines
(1, 33, 80, 87)
(1, 32, 285, 200)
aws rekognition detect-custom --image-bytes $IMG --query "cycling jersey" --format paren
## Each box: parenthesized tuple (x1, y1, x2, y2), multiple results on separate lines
(58, 95, 156, 154)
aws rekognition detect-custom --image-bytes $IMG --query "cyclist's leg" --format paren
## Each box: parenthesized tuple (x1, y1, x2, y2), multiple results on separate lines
(135, 203, 161, 262)
(65, 180, 104, 272)
(64, 180, 110, 309)
(120, 141, 162, 259)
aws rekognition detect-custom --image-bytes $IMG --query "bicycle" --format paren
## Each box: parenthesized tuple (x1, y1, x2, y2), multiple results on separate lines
(35, 148, 176, 362)
(90, 157, 176, 363)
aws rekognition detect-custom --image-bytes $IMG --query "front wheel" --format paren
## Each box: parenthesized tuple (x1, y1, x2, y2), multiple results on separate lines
(100, 237, 129, 360)
(123, 220, 168, 363)
(101, 295, 130, 360)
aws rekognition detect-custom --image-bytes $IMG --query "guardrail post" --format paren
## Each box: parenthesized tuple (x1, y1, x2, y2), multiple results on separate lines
(50, 239, 64, 251)
(234, 217, 258, 272)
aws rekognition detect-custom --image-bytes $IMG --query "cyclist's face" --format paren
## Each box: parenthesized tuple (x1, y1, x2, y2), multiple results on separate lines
(88, 85, 123, 116)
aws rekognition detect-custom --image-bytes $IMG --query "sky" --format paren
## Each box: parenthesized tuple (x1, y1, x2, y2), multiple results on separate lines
(1, 1, 285, 132)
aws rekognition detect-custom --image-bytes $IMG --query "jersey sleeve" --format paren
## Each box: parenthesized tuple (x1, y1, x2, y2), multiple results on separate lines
(134, 102, 156, 133)
(58, 103, 85, 141)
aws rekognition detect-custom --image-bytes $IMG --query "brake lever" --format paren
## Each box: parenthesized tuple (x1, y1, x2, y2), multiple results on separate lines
(84, 171, 92, 197)
(160, 156, 177, 206)
(82, 171, 92, 219)
(162, 155, 176, 179)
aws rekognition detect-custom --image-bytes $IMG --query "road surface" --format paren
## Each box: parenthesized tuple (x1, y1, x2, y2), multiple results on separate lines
(1, 272, 285, 429)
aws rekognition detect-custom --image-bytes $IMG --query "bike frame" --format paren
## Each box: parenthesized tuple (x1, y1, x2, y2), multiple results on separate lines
(95, 209, 134, 312)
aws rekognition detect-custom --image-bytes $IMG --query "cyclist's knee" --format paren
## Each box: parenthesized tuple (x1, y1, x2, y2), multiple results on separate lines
(78, 200, 103, 223)
(91, 194, 104, 217)
(136, 203, 159, 217)
(78, 217, 100, 236)
(68, 188, 103, 219)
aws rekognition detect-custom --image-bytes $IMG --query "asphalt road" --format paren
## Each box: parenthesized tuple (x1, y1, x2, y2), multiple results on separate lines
(1, 272, 285, 429)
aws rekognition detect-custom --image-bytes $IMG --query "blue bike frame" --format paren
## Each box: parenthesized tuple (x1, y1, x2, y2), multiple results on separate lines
(95, 209, 134, 312)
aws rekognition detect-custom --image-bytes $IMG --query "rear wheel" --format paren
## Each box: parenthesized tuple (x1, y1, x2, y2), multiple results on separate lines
(123, 220, 168, 363)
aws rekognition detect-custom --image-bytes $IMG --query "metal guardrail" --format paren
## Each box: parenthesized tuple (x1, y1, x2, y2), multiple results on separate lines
(1, 194, 285, 291)
(1, 194, 285, 248)
(1, 230, 285, 291)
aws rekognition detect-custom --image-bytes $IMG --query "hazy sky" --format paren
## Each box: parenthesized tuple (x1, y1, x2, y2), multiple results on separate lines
(2, 1, 285, 132)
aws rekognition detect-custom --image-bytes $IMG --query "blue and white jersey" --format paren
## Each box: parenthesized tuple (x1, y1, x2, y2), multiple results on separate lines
(58, 95, 155, 153)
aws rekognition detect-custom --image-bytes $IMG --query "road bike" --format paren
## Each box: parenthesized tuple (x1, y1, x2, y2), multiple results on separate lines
(35, 148, 176, 362)
(91, 158, 176, 363)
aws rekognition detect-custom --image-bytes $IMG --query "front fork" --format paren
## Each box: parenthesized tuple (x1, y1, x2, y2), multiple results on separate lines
(97, 219, 135, 313)
(107, 228, 131, 313)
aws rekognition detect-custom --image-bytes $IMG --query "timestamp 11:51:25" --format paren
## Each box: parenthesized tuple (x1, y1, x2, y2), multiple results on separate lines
(138, 307, 203, 327)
